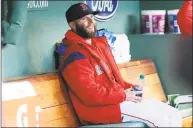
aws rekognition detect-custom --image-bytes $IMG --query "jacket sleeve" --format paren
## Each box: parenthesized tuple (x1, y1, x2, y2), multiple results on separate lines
(124, 81, 134, 89)
(61, 52, 126, 106)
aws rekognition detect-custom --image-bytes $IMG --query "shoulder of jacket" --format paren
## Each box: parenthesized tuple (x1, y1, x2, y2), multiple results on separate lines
(94, 37, 109, 46)
(96, 36, 108, 42)
(63, 44, 88, 60)
(59, 45, 88, 72)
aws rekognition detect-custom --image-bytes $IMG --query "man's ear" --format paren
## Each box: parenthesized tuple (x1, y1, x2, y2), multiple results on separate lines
(68, 21, 76, 31)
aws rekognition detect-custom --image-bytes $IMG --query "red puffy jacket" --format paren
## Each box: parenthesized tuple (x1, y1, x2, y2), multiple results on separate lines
(59, 30, 133, 125)
(177, 1, 192, 36)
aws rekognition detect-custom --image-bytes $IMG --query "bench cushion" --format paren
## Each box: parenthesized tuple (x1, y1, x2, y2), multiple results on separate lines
(79, 122, 148, 127)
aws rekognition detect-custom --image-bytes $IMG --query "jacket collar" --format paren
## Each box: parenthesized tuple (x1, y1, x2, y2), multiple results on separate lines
(64, 30, 105, 47)
(65, 30, 87, 45)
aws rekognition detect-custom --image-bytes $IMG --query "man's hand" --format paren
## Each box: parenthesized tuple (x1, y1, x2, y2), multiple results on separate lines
(132, 85, 144, 97)
(124, 89, 143, 103)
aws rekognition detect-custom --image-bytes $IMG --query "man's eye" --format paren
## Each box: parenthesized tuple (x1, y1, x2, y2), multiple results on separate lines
(90, 15, 94, 19)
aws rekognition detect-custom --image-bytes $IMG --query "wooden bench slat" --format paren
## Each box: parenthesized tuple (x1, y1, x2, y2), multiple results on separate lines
(2, 104, 71, 127)
(39, 104, 69, 122)
(3, 72, 58, 83)
(40, 107, 79, 127)
(143, 83, 167, 102)
(2, 79, 63, 97)
(2, 90, 67, 109)
(119, 62, 156, 78)
(32, 80, 63, 95)
(124, 73, 161, 86)
(118, 59, 152, 68)
(27, 74, 59, 83)
(41, 117, 79, 127)
(182, 116, 192, 127)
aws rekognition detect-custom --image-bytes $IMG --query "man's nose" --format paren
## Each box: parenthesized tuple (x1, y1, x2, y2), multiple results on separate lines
(88, 17, 95, 24)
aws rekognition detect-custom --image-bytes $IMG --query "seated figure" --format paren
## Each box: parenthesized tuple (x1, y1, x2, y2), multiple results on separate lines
(59, 3, 182, 127)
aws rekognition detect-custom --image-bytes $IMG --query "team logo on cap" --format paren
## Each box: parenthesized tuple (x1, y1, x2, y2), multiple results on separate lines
(84, 0, 118, 21)
(80, 3, 88, 11)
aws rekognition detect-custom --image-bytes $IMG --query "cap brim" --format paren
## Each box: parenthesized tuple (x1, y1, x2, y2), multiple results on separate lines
(92, 11, 100, 15)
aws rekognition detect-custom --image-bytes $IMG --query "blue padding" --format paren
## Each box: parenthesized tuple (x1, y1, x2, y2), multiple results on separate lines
(79, 122, 148, 128)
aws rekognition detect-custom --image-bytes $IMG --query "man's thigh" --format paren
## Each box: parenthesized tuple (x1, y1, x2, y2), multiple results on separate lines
(120, 99, 180, 124)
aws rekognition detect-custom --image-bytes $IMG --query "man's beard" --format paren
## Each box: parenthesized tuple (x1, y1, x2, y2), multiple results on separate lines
(75, 24, 96, 38)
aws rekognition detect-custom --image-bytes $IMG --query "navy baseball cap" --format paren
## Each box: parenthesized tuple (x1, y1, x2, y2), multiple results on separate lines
(65, 3, 99, 23)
